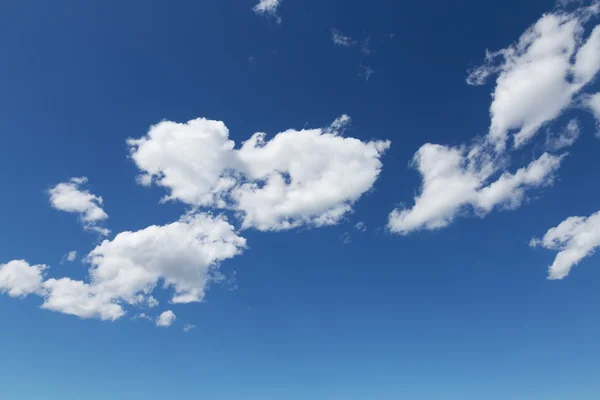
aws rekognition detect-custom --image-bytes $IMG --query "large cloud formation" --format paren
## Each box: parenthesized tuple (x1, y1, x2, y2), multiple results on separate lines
(129, 115, 390, 231)
(389, 2, 600, 235)
(3, 213, 245, 322)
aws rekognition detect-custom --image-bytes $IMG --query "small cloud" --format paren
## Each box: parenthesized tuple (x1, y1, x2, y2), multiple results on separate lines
(545, 118, 580, 151)
(358, 65, 374, 81)
(355, 222, 367, 232)
(331, 29, 354, 47)
(147, 296, 159, 308)
(340, 232, 351, 244)
(61, 251, 77, 263)
(253, 0, 282, 24)
(183, 324, 196, 333)
(132, 313, 153, 321)
(48, 177, 110, 236)
(156, 310, 176, 327)
(249, 56, 256, 64)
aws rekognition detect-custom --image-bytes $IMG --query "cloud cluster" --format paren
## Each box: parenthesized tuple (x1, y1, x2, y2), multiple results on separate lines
(48, 177, 109, 236)
(2, 115, 390, 327)
(531, 211, 600, 279)
(129, 115, 390, 231)
(389, 2, 600, 235)
(39, 212, 246, 321)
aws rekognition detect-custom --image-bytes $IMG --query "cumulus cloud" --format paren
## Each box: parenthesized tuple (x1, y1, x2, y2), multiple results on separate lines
(61, 251, 77, 263)
(331, 29, 354, 47)
(389, 145, 565, 234)
(0, 260, 46, 298)
(530, 210, 600, 279)
(253, 0, 282, 23)
(355, 222, 367, 232)
(48, 177, 109, 236)
(129, 116, 390, 231)
(467, 4, 600, 149)
(156, 310, 176, 327)
(0, 213, 246, 321)
(390, 2, 600, 235)
(545, 118, 581, 150)
(183, 323, 196, 333)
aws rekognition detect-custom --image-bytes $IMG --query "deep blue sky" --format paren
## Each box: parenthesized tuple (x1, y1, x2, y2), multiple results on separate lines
(1, 0, 600, 399)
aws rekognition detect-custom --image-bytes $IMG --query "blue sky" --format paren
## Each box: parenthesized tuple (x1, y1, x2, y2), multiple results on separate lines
(1, 0, 600, 399)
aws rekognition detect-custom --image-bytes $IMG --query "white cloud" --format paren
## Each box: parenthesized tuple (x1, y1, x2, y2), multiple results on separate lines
(147, 296, 159, 308)
(390, 2, 600, 235)
(331, 29, 354, 47)
(388, 145, 565, 234)
(546, 118, 580, 150)
(156, 310, 176, 327)
(48, 177, 109, 236)
(467, 5, 600, 149)
(253, 0, 282, 23)
(41, 278, 125, 321)
(183, 323, 196, 332)
(530, 210, 600, 279)
(133, 313, 153, 321)
(129, 116, 390, 231)
(355, 222, 367, 232)
(40, 212, 246, 321)
(61, 251, 77, 263)
(0, 260, 46, 298)
(586, 92, 600, 136)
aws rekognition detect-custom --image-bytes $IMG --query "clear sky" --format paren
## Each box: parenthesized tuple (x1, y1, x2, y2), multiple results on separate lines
(1, 0, 600, 399)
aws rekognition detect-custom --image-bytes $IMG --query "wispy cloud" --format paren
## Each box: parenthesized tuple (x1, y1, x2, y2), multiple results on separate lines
(331, 29, 354, 47)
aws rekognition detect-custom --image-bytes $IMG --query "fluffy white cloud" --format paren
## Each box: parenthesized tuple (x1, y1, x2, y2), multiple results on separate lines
(530, 211, 600, 279)
(156, 310, 176, 327)
(62, 251, 77, 263)
(390, 2, 600, 235)
(39, 212, 246, 321)
(467, 5, 600, 149)
(545, 118, 580, 150)
(0, 260, 46, 298)
(48, 177, 109, 236)
(41, 277, 125, 321)
(129, 116, 390, 231)
(331, 29, 354, 47)
(253, 0, 281, 23)
(388, 144, 565, 234)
